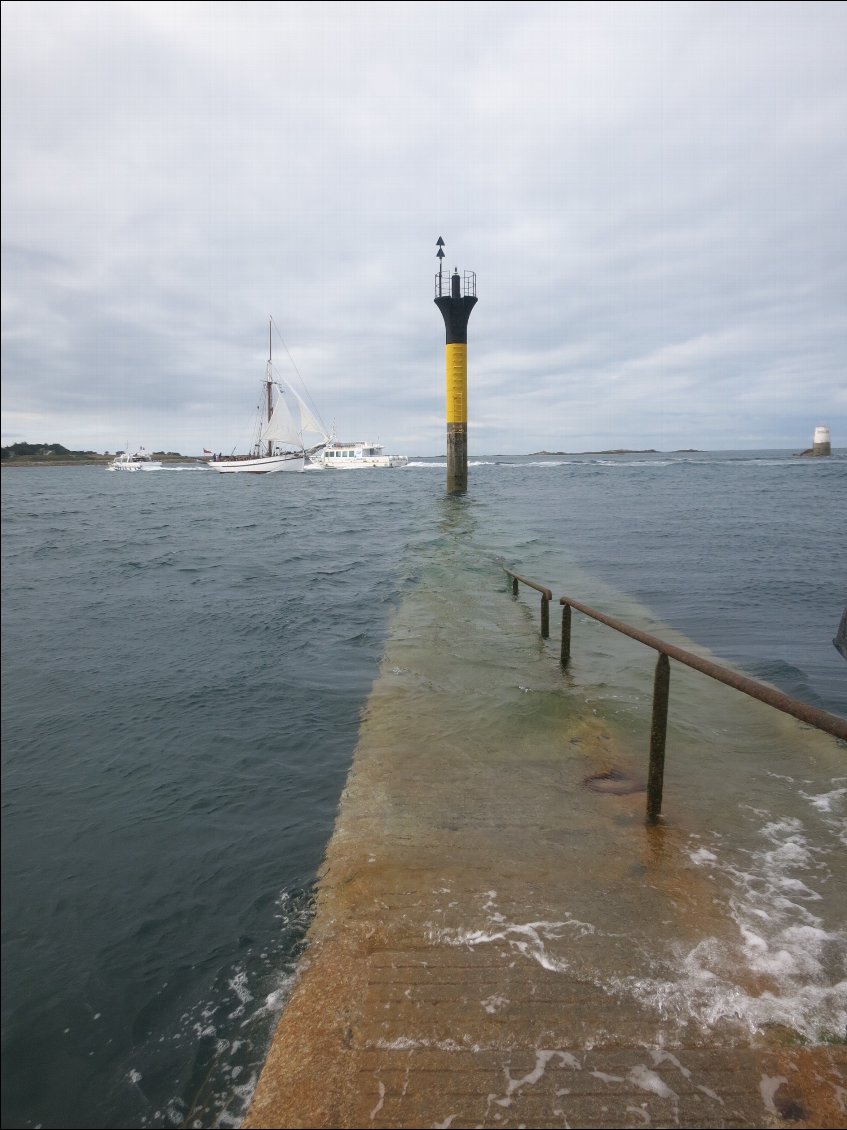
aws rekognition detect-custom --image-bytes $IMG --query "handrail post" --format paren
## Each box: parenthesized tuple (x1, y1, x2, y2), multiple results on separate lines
(560, 602, 571, 668)
(504, 569, 553, 640)
(647, 653, 670, 824)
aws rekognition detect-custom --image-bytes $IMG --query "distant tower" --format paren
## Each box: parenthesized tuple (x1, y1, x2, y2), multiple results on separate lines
(813, 425, 832, 457)
(434, 238, 477, 494)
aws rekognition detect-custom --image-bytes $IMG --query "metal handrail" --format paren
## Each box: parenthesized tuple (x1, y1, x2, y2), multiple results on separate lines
(559, 595, 847, 738)
(504, 569, 552, 638)
(559, 594, 847, 824)
(504, 568, 847, 824)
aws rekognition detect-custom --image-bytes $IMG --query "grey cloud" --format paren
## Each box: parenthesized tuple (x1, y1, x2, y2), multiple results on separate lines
(2, 2, 845, 454)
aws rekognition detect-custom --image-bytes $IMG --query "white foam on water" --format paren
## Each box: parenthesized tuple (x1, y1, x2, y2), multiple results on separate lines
(428, 917, 598, 974)
(648, 1048, 701, 1090)
(404, 460, 498, 468)
(483, 1047, 699, 1123)
(800, 782, 847, 847)
(502, 1049, 582, 1098)
(142, 887, 313, 1127)
(627, 1063, 677, 1100)
(804, 785, 847, 813)
(590, 1070, 624, 1084)
(760, 1074, 789, 1115)
(250, 971, 296, 1021)
(624, 1105, 651, 1125)
(481, 994, 509, 1014)
(226, 969, 252, 1020)
(621, 803, 847, 1042)
(375, 1036, 473, 1052)
(369, 1079, 385, 1119)
(595, 459, 673, 468)
(513, 459, 581, 467)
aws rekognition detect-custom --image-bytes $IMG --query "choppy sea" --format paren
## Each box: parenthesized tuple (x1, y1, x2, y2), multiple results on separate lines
(2, 451, 845, 1129)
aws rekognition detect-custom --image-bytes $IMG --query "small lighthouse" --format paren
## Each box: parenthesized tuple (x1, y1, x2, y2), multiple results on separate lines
(434, 238, 477, 494)
(813, 425, 832, 457)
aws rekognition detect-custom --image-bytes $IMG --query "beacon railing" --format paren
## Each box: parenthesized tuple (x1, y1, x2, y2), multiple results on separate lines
(434, 269, 477, 299)
(505, 568, 847, 825)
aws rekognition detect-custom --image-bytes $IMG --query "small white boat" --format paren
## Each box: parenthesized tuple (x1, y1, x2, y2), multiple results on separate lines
(208, 319, 330, 475)
(109, 448, 163, 472)
(317, 440, 408, 469)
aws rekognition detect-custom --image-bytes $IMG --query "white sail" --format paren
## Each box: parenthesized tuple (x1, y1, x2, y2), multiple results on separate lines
(260, 388, 302, 447)
(287, 385, 329, 441)
(208, 318, 333, 474)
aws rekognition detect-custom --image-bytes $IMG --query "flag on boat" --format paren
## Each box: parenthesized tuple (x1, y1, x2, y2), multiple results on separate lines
(203, 448, 212, 455)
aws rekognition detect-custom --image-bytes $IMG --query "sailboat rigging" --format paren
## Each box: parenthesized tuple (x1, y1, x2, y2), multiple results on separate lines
(207, 319, 330, 474)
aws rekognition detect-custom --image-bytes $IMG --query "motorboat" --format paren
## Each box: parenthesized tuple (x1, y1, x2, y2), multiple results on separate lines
(317, 440, 408, 469)
(109, 448, 163, 472)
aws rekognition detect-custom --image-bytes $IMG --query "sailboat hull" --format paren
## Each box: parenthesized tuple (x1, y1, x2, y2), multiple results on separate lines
(206, 454, 305, 474)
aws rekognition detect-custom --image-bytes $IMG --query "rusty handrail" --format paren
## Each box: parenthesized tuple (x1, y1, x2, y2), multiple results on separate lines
(559, 595, 847, 738)
(559, 594, 847, 823)
(503, 569, 846, 824)
(504, 569, 552, 638)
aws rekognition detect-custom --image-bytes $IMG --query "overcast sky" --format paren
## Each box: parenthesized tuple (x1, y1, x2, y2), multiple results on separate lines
(2, 1, 845, 456)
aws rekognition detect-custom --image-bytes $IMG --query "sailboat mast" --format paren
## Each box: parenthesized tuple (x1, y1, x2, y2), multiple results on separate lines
(266, 318, 273, 458)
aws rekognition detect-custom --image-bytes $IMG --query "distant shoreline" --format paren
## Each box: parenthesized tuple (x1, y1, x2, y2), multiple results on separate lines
(4, 449, 697, 467)
(4, 447, 842, 468)
(1, 455, 204, 468)
(3, 448, 694, 467)
(527, 448, 700, 456)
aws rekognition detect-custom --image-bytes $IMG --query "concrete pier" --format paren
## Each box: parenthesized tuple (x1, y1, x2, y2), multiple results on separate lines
(244, 566, 846, 1129)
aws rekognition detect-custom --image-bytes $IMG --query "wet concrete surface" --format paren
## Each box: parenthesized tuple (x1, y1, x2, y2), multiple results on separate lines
(243, 572, 846, 1129)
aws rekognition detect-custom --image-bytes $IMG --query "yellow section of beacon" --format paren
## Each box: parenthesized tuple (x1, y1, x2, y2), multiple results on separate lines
(445, 343, 467, 424)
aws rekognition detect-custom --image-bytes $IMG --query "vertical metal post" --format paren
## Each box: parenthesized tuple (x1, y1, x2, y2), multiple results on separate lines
(560, 603, 572, 667)
(541, 594, 549, 639)
(647, 652, 670, 824)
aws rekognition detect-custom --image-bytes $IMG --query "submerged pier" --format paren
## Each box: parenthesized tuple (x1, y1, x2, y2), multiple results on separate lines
(243, 553, 846, 1129)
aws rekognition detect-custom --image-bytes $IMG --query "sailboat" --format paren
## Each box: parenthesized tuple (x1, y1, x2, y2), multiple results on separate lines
(207, 320, 330, 474)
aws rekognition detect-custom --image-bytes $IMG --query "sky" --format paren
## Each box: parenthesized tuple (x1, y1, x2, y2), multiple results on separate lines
(2, 1, 846, 456)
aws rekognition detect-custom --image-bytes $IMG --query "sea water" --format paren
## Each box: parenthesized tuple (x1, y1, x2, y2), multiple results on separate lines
(1, 452, 845, 1129)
